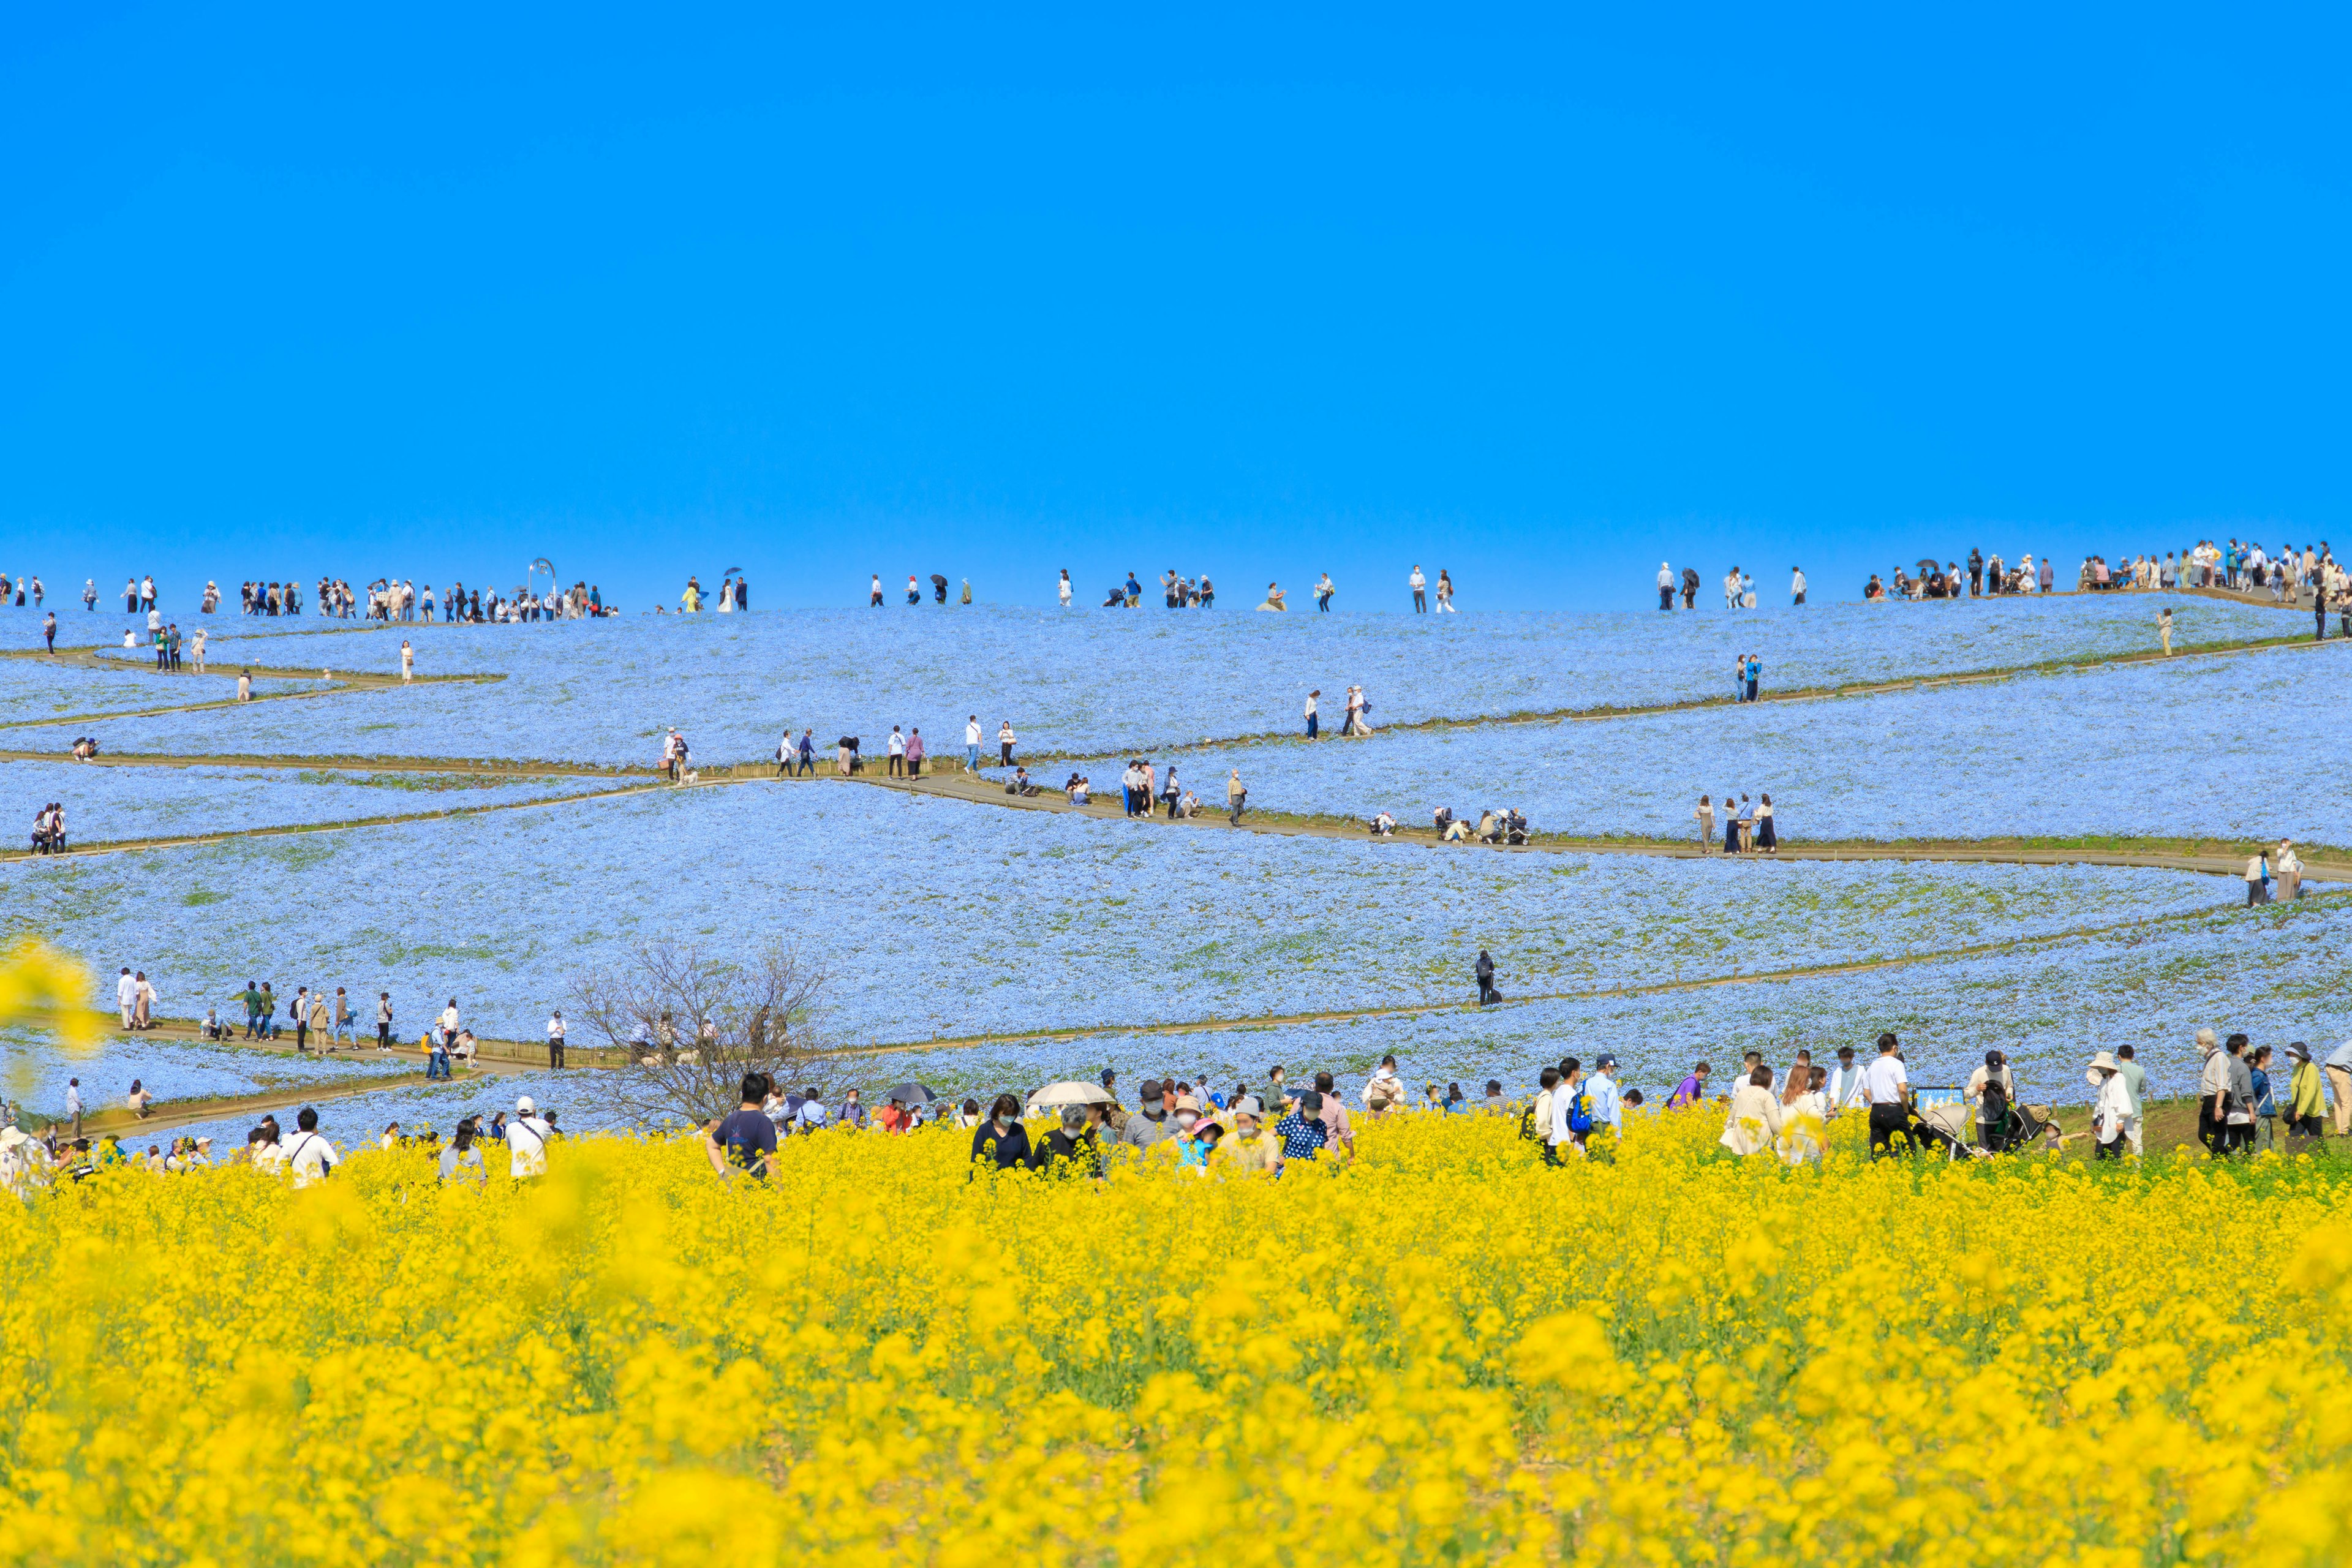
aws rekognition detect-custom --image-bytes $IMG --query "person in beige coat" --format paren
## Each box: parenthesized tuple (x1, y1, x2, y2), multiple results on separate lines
(2277, 839, 2303, 902)
(1718, 1067, 1784, 1156)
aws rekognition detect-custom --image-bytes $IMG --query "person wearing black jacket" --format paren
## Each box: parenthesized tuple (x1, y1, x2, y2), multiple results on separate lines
(969, 1095, 1032, 1173)
(931, 573, 949, 604)
(1967, 547, 1985, 597)
(1680, 567, 1699, 609)
(1475, 949, 1499, 1006)
(1030, 1106, 1103, 1179)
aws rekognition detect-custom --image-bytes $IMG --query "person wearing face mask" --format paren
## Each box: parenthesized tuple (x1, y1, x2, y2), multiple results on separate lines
(1030, 1104, 1104, 1180)
(1170, 1095, 1216, 1170)
(1210, 1101, 1279, 1175)
(969, 1094, 1031, 1173)
(1114, 1077, 1175, 1156)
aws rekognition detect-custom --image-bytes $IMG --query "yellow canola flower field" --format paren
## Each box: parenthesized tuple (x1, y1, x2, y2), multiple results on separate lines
(5, 1108, 2352, 1566)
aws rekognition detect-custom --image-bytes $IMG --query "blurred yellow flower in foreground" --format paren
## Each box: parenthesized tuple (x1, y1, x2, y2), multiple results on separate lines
(0, 1105, 2348, 1565)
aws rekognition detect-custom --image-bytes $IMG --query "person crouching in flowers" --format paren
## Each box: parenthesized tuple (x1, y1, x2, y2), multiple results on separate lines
(1719, 1066, 1782, 1156)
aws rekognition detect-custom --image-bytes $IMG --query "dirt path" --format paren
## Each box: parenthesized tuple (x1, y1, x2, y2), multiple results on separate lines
(0, 778, 700, 864)
(66, 1073, 436, 1142)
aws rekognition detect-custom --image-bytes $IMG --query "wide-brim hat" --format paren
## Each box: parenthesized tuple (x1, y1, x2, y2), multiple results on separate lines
(2087, 1051, 2119, 1074)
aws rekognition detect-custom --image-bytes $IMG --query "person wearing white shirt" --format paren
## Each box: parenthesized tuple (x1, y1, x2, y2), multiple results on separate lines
(1058, 570, 1072, 607)
(1790, 567, 1807, 606)
(546, 1010, 567, 1069)
(1718, 1066, 1782, 1157)
(1410, 565, 1427, 612)
(115, 967, 136, 1029)
(1536, 1066, 1570, 1164)
(1862, 1033, 1910, 1158)
(282, 1107, 338, 1188)
(508, 1096, 554, 1178)
(64, 1077, 83, 1139)
(964, 716, 982, 772)
(439, 1000, 461, 1047)
(1825, 1047, 1867, 1113)
(2089, 1054, 2134, 1160)
(1656, 562, 1673, 611)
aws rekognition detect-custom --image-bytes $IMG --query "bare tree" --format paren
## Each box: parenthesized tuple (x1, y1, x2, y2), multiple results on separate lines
(571, 939, 830, 1127)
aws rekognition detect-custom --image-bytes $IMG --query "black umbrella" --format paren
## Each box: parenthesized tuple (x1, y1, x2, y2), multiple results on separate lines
(886, 1082, 937, 1105)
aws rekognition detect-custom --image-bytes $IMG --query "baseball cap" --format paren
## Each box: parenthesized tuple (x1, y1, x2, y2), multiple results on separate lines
(516, 1096, 535, 1114)
(1595, 1053, 1619, 1069)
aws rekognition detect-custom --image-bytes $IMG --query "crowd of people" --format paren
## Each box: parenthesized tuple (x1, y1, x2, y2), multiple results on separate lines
(0, 1095, 563, 1194)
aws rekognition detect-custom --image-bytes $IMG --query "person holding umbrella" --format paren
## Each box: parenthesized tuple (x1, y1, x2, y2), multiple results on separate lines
(1030, 1105, 1104, 1180)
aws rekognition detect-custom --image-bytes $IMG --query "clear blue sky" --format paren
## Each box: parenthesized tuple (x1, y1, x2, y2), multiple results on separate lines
(4, 4, 2345, 612)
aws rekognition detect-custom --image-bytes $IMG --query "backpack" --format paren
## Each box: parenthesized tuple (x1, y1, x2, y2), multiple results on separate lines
(1520, 1088, 1552, 1142)
(1567, 1090, 1596, 1137)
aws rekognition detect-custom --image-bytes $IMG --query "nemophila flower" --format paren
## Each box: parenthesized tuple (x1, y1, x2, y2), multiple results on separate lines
(46, 593, 2280, 764)
(1124, 639, 2351, 843)
(0, 1113, 2348, 1564)
(0, 787, 2223, 1047)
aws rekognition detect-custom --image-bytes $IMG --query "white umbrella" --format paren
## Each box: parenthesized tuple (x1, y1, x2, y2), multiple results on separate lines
(1026, 1080, 1112, 1114)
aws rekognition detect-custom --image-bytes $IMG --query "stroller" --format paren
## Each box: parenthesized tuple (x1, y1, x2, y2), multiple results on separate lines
(1912, 1089, 2057, 1159)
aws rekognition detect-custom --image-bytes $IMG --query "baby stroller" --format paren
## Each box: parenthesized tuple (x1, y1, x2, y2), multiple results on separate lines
(1912, 1091, 2056, 1159)
(1367, 812, 1396, 835)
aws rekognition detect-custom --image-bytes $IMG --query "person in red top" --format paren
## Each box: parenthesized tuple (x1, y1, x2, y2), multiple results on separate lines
(876, 1098, 913, 1134)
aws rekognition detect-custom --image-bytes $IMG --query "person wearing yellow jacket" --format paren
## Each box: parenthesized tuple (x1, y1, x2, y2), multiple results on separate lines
(2286, 1043, 2328, 1137)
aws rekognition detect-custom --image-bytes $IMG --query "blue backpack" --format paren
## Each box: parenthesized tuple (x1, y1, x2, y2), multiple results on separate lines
(1567, 1089, 1596, 1137)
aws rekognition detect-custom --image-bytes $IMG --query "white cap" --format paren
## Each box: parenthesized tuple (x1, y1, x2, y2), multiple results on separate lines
(516, 1096, 535, 1114)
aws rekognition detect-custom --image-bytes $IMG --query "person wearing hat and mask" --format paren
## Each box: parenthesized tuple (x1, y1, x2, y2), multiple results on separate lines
(1212, 1099, 1278, 1174)
(2195, 1028, 2228, 1154)
(1029, 1104, 1104, 1180)
(0, 1125, 37, 1196)
(1169, 1095, 1217, 1170)
(2088, 1053, 2133, 1161)
(1970, 1051, 2015, 1150)
(1115, 1079, 1172, 1155)
(1586, 1054, 1624, 1140)
(2222, 1034, 2257, 1154)
(2286, 1044, 2328, 1139)
(508, 1096, 554, 1180)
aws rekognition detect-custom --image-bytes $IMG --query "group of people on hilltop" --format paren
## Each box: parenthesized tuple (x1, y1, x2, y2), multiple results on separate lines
(0, 572, 43, 608)
(1692, 793, 1777, 854)
(870, 574, 968, 608)
(1029, 566, 1449, 612)
(678, 575, 750, 612)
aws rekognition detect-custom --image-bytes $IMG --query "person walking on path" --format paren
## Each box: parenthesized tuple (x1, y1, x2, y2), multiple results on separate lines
(1790, 566, 1807, 606)
(2245, 849, 2272, 906)
(2158, 606, 2173, 655)
(376, 991, 393, 1050)
(887, 726, 905, 777)
(1694, 794, 1716, 854)
(2115, 1044, 2146, 1156)
(1474, 948, 1499, 1006)
(1744, 653, 1761, 703)
(2251, 1045, 2280, 1153)
(2195, 1028, 2228, 1152)
(2278, 840, 2304, 901)
(546, 1009, 567, 1069)
(2089, 1053, 2132, 1160)
(65, 1077, 81, 1139)
(1226, 769, 1247, 826)
(1657, 563, 1673, 611)
(400, 640, 413, 683)
(1304, 689, 1319, 741)
(906, 728, 924, 777)
(1755, 794, 1778, 854)
(236, 669, 252, 702)
(1723, 795, 1742, 855)
(2323, 1039, 2352, 1136)
(42, 612, 54, 654)
(2038, 556, 2055, 594)
(1411, 565, 1427, 612)
(997, 720, 1016, 769)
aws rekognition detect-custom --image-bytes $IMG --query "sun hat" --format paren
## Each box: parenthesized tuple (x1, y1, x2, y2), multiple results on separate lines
(1174, 1094, 1202, 1115)
(2289, 1042, 2312, 1061)
(516, 1096, 535, 1114)
(2087, 1052, 2119, 1074)
(0, 1127, 26, 1150)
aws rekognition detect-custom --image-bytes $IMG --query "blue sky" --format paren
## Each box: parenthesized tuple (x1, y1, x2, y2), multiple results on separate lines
(4, 4, 2346, 612)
